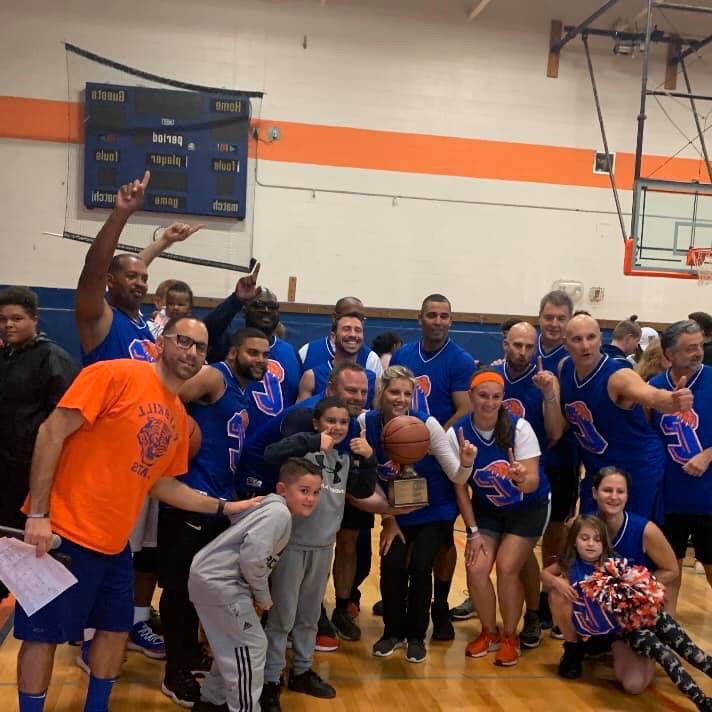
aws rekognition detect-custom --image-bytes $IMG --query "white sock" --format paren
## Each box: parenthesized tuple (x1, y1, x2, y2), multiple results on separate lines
(134, 606, 150, 625)
(83, 628, 96, 642)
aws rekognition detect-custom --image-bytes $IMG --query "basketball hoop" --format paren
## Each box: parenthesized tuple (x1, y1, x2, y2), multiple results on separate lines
(686, 248, 712, 286)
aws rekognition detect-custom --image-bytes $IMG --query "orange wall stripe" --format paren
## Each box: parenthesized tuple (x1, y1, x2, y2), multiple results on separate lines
(1, 95, 708, 190)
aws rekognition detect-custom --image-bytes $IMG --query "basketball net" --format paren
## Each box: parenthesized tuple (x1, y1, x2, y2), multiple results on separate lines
(687, 248, 712, 287)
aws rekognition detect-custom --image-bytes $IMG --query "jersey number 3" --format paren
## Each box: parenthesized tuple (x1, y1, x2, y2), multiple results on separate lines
(252, 361, 285, 417)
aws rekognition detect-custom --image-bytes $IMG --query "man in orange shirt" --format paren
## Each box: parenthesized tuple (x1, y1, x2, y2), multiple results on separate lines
(16, 316, 262, 712)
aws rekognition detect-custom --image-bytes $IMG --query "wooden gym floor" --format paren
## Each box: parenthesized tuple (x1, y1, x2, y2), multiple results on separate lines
(0, 524, 710, 711)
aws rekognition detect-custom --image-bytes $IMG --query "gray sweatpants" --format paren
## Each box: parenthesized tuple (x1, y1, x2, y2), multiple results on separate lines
(264, 545, 333, 683)
(195, 597, 265, 712)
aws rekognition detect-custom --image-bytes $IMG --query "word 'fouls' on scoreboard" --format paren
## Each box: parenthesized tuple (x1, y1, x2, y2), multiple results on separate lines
(83, 82, 251, 219)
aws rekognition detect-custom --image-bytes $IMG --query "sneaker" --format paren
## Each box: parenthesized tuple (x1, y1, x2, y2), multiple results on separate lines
(127, 621, 166, 659)
(260, 682, 282, 712)
(372, 636, 406, 657)
(431, 615, 455, 641)
(519, 611, 543, 649)
(190, 643, 213, 676)
(450, 597, 477, 621)
(194, 701, 228, 712)
(288, 668, 336, 699)
(558, 641, 584, 679)
(75, 640, 91, 674)
(372, 599, 384, 617)
(494, 635, 521, 667)
(550, 625, 564, 640)
(161, 671, 202, 707)
(538, 591, 553, 630)
(405, 639, 427, 663)
(315, 632, 339, 652)
(331, 609, 361, 641)
(465, 629, 501, 658)
(346, 601, 360, 618)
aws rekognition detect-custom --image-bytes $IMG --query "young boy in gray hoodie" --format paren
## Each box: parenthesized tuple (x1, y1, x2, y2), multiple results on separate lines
(188, 457, 323, 712)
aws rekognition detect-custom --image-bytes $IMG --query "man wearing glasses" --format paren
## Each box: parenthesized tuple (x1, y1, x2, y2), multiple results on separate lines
(158, 326, 272, 706)
(17, 316, 263, 712)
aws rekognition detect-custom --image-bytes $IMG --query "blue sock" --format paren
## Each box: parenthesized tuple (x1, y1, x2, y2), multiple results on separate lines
(18, 690, 47, 712)
(83, 674, 117, 712)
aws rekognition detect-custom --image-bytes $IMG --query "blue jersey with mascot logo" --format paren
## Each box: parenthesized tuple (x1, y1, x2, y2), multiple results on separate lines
(82, 307, 156, 365)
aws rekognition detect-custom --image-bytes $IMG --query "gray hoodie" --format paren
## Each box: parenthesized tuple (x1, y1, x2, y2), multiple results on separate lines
(188, 493, 291, 608)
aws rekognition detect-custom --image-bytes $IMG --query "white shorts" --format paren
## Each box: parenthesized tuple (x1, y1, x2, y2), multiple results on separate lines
(129, 497, 160, 553)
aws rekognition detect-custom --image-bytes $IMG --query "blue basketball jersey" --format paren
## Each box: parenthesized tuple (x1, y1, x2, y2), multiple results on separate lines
(537, 334, 567, 373)
(390, 339, 475, 426)
(611, 511, 653, 569)
(569, 558, 620, 637)
(300, 336, 375, 372)
(651, 366, 712, 515)
(244, 336, 302, 433)
(311, 362, 375, 409)
(179, 362, 251, 501)
(454, 413, 550, 512)
(82, 306, 156, 365)
(363, 409, 457, 527)
(559, 354, 665, 520)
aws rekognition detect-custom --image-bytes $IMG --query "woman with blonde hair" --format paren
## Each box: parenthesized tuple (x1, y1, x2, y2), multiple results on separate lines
(635, 338, 670, 382)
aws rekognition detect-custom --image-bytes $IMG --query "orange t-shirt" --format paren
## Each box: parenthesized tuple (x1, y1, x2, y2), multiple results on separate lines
(42, 359, 189, 555)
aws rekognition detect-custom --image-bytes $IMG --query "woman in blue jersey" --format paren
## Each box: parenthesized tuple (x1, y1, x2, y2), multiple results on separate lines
(361, 366, 474, 664)
(549, 466, 677, 690)
(453, 368, 550, 667)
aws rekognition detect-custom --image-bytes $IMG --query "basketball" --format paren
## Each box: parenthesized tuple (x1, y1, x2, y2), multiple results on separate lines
(187, 415, 202, 460)
(381, 415, 430, 465)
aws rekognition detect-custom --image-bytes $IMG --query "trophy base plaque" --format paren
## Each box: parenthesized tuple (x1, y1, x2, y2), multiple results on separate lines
(387, 471, 429, 508)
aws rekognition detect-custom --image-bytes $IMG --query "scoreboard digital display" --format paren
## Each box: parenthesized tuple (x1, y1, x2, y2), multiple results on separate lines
(84, 82, 250, 220)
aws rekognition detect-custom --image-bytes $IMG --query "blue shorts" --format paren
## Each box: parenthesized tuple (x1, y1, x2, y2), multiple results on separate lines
(14, 538, 133, 644)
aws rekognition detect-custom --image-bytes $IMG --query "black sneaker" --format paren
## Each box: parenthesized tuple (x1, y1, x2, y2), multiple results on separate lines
(519, 611, 543, 649)
(372, 600, 384, 617)
(431, 615, 455, 641)
(190, 642, 214, 675)
(194, 701, 229, 712)
(161, 671, 202, 707)
(558, 641, 584, 679)
(550, 625, 564, 640)
(538, 592, 553, 630)
(372, 636, 406, 657)
(331, 608, 361, 641)
(405, 639, 427, 663)
(260, 681, 282, 712)
(288, 669, 336, 699)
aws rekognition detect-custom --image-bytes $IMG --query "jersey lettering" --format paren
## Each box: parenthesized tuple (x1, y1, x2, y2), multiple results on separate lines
(473, 459, 523, 507)
(128, 339, 158, 362)
(227, 409, 249, 473)
(572, 592, 618, 636)
(502, 398, 525, 418)
(412, 375, 432, 414)
(659, 409, 703, 465)
(565, 401, 608, 454)
(251, 360, 285, 417)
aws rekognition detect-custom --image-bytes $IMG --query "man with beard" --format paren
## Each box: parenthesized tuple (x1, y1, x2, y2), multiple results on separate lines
(158, 327, 271, 707)
(16, 317, 262, 712)
(297, 313, 376, 408)
(390, 293, 475, 641)
(494, 322, 565, 648)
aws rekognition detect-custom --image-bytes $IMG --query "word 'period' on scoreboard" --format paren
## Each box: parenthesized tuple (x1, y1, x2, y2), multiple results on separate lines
(84, 82, 251, 219)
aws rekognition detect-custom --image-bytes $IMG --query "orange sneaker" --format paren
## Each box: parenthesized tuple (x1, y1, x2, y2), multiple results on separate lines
(494, 635, 521, 667)
(465, 629, 501, 658)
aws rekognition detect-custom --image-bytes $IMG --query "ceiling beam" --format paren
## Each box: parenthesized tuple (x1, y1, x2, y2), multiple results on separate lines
(466, 0, 494, 22)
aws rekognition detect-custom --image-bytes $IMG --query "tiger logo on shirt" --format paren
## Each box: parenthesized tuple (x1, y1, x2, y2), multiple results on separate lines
(137, 416, 175, 467)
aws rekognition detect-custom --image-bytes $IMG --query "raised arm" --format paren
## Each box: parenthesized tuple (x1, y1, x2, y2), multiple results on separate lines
(608, 367, 693, 414)
(76, 171, 150, 352)
(532, 356, 566, 445)
(138, 223, 203, 267)
(24, 408, 85, 556)
(429, 418, 473, 484)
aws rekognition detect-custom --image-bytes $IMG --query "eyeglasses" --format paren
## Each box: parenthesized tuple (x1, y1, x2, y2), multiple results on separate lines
(248, 301, 279, 312)
(164, 333, 209, 355)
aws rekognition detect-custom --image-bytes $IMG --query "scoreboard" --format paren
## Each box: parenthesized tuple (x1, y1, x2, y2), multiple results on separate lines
(83, 82, 250, 220)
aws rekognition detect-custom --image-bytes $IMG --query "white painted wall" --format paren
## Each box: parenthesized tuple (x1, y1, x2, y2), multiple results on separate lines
(1, 0, 711, 321)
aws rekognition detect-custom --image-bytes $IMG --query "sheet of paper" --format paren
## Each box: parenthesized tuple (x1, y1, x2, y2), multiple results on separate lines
(0, 537, 77, 616)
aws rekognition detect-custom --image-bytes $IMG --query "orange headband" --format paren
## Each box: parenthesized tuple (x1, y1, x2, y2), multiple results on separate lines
(469, 372, 505, 389)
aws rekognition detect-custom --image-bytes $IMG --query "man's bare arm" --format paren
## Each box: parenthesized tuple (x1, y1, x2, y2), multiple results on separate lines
(138, 223, 203, 267)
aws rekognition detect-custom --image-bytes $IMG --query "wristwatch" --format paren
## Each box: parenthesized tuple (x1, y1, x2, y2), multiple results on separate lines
(466, 525, 479, 538)
(216, 500, 226, 517)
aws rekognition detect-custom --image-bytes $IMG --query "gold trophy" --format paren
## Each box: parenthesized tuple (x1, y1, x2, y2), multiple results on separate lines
(381, 416, 431, 508)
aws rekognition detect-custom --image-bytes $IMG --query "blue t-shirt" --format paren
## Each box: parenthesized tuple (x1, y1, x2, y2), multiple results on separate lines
(363, 409, 457, 527)
(454, 412, 549, 512)
(311, 362, 375, 410)
(651, 366, 712, 515)
(559, 354, 665, 520)
(81, 306, 156, 365)
(569, 557, 620, 637)
(390, 339, 475, 426)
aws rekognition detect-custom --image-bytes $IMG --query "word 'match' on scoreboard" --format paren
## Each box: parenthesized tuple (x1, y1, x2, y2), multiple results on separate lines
(84, 82, 250, 220)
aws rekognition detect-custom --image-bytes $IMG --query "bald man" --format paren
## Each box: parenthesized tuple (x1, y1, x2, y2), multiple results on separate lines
(559, 315, 693, 521)
(494, 322, 565, 648)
